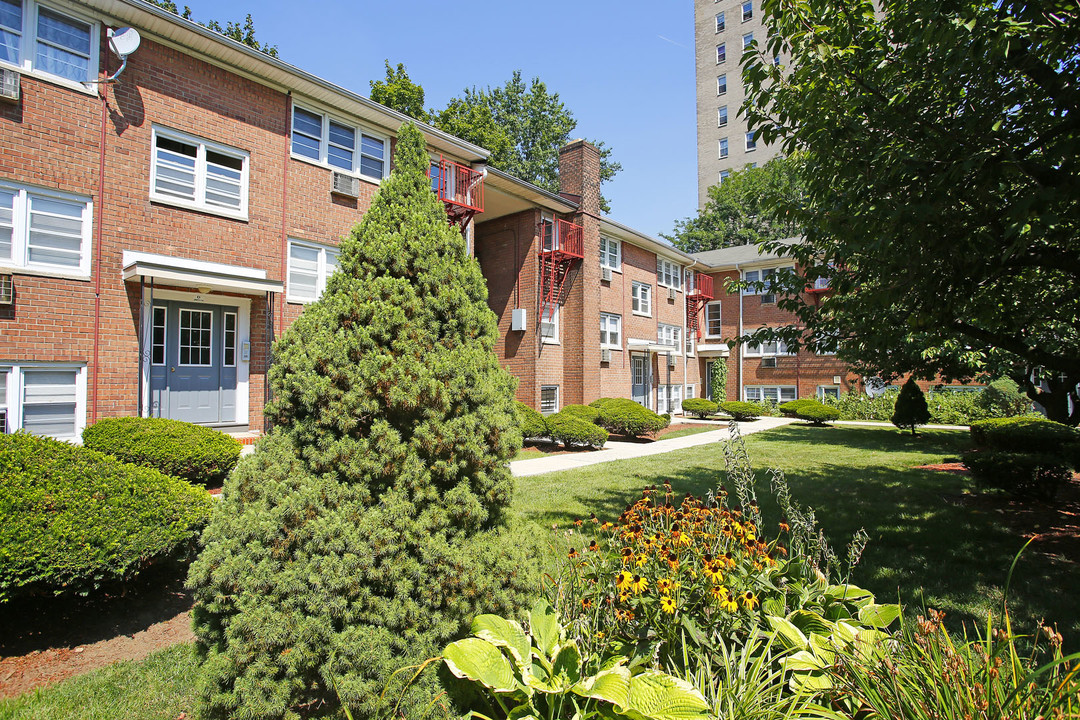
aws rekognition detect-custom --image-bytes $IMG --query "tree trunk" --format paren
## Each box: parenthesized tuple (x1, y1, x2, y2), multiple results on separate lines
(1018, 370, 1080, 426)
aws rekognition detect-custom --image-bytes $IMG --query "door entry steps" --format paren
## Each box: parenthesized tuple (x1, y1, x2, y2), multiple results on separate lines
(226, 429, 263, 445)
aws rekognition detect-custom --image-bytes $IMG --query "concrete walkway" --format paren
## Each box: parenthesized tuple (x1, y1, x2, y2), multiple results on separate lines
(509, 416, 796, 478)
(833, 420, 970, 431)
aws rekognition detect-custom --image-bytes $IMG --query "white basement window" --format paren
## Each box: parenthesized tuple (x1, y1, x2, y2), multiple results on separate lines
(540, 385, 559, 415)
(0, 180, 93, 277)
(0, 364, 86, 441)
(287, 239, 340, 303)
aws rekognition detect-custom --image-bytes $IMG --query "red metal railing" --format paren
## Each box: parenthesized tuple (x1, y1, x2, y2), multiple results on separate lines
(688, 272, 714, 300)
(538, 219, 584, 258)
(430, 157, 484, 213)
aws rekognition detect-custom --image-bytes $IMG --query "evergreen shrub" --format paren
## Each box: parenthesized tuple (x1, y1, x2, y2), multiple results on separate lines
(187, 124, 540, 720)
(962, 449, 1071, 501)
(891, 378, 931, 435)
(1, 432, 212, 602)
(515, 401, 549, 440)
(589, 398, 668, 437)
(780, 399, 840, 425)
(547, 411, 608, 449)
(682, 398, 719, 418)
(982, 377, 1032, 417)
(560, 404, 601, 424)
(719, 401, 763, 420)
(969, 416, 1080, 455)
(83, 417, 242, 485)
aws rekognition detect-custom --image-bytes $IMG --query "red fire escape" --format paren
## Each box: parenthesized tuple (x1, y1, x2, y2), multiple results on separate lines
(686, 272, 714, 338)
(430, 156, 485, 232)
(538, 218, 584, 316)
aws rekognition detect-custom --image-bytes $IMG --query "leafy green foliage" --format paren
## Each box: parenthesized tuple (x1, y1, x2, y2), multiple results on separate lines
(710, 360, 728, 403)
(0, 432, 211, 602)
(741, 0, 1080, 423)
(665, 158, 804, 253)
(561, 404, 602, 425)
(442, 599, 711, 720)
(187, 124, 539, 720)
(823, 388, 1031, 425)
(682, 398, 719, 419)
(547, 412, 608, 449)
(145, 1, 278, 56)
(983, 377, 1032, 417)
(779, 399, 841, 426)
(82, 417, 241, 486)
(516, 401, 550, 440)
(962, 449, 1072, 501)
(891, 378, 931, 435)
(969, 416, 1080, 456)
(434, 72, 622, 212)
(589, 398, 669, 437)
(369, 60, 429, 121)
(719, 401, 763, 421)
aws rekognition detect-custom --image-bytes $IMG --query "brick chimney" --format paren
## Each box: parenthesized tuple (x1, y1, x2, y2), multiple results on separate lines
(558, 140, 602, 219)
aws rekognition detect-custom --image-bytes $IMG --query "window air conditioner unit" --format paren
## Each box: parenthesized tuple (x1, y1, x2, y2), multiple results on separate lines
(601, 266, 612, 282)
(331, 171, 360, 198)
(760, 356, 777, 368)
(0, 69, 19, 102)
(0, 274, 12, 304)
(668, 353, 677, 369)
(760, 293, 776, 305)
(668, 286, 677, 301)
(601, 348, 612, 363)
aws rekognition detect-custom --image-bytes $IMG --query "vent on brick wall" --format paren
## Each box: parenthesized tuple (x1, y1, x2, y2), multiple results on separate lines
(601, 266, 612, 282)
(0, 69, 19, 102)
(0, 274, 12, 304)
(667, 353, 676, 369)
(331, 171, 359, 198)
(668, 286, 677, 301)
(760, 293, 776, 305)
(760, 356, 777, 368)
(601, 348, 612, 363)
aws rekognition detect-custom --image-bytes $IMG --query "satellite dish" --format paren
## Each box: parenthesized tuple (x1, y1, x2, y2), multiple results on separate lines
(108, 28, 141, 59)
(864, 376, 887, 398)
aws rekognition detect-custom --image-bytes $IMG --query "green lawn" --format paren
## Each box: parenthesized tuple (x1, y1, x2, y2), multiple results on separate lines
(6, 424, 1077, 718)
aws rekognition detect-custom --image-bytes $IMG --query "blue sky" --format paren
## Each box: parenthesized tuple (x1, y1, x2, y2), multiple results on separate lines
(185, 0, 699, 239)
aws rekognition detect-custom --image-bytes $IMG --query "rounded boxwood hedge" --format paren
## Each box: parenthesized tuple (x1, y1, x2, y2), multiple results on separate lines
(561, 404, 602, 424)
(547, 411, 608, 449)
(0, 432, 213, 602)
(780, 398, 841, 425)
(83, 417, 242, 486)
(515, 401, 549, 440)
(962, 449, 1072, 501)
(682, 398, 719, 419)
(969, 416, 1080, 456)
(589, 398, 669, 437)
(720, 401, 764, 420)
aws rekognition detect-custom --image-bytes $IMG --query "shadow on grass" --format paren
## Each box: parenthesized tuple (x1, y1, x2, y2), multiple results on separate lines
(514, 426, 1078, 649)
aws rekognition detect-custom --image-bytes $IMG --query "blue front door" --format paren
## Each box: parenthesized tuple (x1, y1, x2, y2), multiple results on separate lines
(149, 301, 238, 424)
(631, 354, 650, 409)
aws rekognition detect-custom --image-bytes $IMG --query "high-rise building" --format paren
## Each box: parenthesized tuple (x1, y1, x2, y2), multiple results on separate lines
(693, 0, 782, 207)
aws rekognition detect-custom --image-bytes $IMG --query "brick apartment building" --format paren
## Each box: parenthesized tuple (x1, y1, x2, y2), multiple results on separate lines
(0, 0, 871, 443)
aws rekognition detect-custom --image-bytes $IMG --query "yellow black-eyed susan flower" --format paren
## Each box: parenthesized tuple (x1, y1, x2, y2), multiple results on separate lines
(616, 570, 633, 590)
(657, 577, 674, 593)
(719, 596, 739, 613)
(587, 540, 599, 552)
(630, 574, 648, 594)
(568, 548, 579, 559)
(660, 595, 677, 614)
(582, 597, 593, 609)
(741, 591, 760, 610)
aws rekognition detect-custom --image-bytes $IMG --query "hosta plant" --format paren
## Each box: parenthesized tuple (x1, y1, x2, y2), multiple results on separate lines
(443, 599, 710, 720)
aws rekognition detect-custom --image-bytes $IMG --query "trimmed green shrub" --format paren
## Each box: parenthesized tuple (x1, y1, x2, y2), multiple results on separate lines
(892, 378, 931, 435)
(778, 399, 807, 417)
(719, 401, 764, 420)
(589, 398, 669, 437)
(782, 398, 840, 425)
(0, 432, 212, 602)
(560, 403, 601, 424)
(83, 417, 242, 485)
(682, 398, 719, 418)
(982, 377, 1032, 417)
(187, 125, 539, 720)
(962, 449, 1072, 501)
(515, 401, 549, 440)
(547, 411, 608, 448)
(969, 416, 1080, 455)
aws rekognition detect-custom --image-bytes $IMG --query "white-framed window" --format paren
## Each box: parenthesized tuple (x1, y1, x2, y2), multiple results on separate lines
(600, 312, 621, 349)
(719, 170, 731, 184)
(742, 2, 753, 22)
(745, 386, 796, 404)
(151, 126, 249, 220)
(717, 106, 728, 128)
(743, 266, 793, 294)
(658, 384, 683, 415)
(817, 386, 841, 400)
(705, 301, 723, 337)
(745, 130, 757, 152)
(813, 334, 839, 356)
(657, 323, 681, 348)
(715, 11, 725, 32)
(599, 235, 620, 271)
(719, 137, 729, 159)
(744, 339, 793, 357)
(631, 281, 651, 316)
(287, 239, 340, 303)
(747, 162, 757, 169)
(540, 301, 559, 343)
(0, 180, 92, 277)
(178, 308, 213, 367)
(291, 104, 388, 182)
(742, 32, 754, 50)
(0, 363, 86, 441)
(540, 385, 559, 415)
(716, 43, 726, 64)
(717, 74, 727, 95)
(657, 258, 682, 290)
(0, 0, 99, 87)
(685, 332, 694, 356)
(223, 311, 237, 367)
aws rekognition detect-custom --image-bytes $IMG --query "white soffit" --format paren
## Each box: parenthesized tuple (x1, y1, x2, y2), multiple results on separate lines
(122, 250, 283, 295)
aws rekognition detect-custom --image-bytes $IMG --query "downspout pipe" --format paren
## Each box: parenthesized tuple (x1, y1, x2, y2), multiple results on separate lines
(736, 262, 743, 403)
(90, 77, 109, 424)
